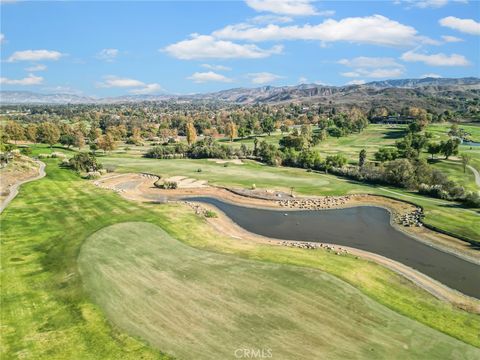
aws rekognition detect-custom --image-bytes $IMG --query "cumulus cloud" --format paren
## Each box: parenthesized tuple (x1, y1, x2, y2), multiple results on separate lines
(98, 76, 145, 88)
(439, 16, 480, 35)
(338, 56, 403, 68)
(97, 75, 162, 94)
(129, 83, 163, 94)
(163, 34, 283, 59)
(201, 64, 232, 71)
(441, 35, 464, 42)
(213, 15, 435, 46)
(421, 73, 442, 78)
(338, 56, 405, 79)
(0, 73, 43, 85)
(247, 72, 284, 84)
(7, 49, 64, 62)
(245, 0, 318, 16)
(25, 64, 47, 72)
(187, 71, 233, 83)
(401, 50, 470, 66)
(96, 48, 119, 62)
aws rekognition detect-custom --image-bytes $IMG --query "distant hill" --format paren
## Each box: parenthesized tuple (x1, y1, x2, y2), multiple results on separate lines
(1, 78, 479, 108)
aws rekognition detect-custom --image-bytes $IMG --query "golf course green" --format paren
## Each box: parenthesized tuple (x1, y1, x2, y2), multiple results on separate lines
(1, 159, 479, 359)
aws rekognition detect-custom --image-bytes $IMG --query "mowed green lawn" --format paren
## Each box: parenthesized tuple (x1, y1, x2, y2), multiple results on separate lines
(79, 222, 479, 360)
(1, 160, 480, 359)
(100, 156, 480, 242)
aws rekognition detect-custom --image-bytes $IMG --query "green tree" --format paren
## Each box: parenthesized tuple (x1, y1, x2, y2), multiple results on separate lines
(427, 142, 440, 160)
(358, 149, 367, 168)
(440, 138, 460, 159)
(260, 117, 275, 136)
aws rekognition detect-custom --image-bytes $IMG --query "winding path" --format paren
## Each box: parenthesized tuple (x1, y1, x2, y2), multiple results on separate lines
(467, 165, 480, 191)
(0, 160, 46, 213)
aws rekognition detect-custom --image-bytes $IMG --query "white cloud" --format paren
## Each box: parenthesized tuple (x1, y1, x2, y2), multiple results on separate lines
(439, 16, 480, 35)
(129, 83, 163, 94)
(98, 76, 145, 88)
(298, 76, 308, 83)
(346, 79, 366, 85)
(96, 48, 119, 62)
(245, 0, 318, 16)
(25, 64, 47, 72)
(341, 68, 405, 78)
(338, 56, 403, 68)
(248, 72, 284, 84)
(7, 49, 64, 62)
(421, 73, 442, 78)
(0, 33, 5, 44)
(163, 34, 283, 59)
(441, 35, 464, 42)
(201, 64, 232, 71)
(213, 15, 435, 47)
(401, 50, 470, 66)
(0, 73, 43, 85)
(187, 71, 233, 83)
(338, 56, 405, 79)
(97, 76, 162, 94)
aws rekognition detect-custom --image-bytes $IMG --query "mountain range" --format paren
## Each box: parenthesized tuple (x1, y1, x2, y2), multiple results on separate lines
(1, 77, 479, 106)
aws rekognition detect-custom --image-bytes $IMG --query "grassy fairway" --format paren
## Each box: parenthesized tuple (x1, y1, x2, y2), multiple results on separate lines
(79, 222, 479, 360)
(101, 156, 480, 242)
(1, 160, 480, 360)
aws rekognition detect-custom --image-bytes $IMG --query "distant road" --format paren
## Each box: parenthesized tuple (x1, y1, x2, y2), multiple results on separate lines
(0, 160, 46, 213)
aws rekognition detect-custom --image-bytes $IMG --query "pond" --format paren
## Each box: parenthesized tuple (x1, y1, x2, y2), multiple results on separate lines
(188, 197, 480, 299)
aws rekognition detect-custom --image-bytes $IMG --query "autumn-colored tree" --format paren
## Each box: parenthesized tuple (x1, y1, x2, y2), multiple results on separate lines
(37, 122, 60, 147)
(74, 131, 85, 149)
(4, 121, 24, 144)
(225, 121, 238, 142)
(98, 132, 116, 153)
(186, 121, 197, 145)
(88, 127, 102, 143)
(25, 124, 38, 143)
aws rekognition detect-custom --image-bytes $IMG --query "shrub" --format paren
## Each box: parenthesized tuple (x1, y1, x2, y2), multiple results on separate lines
(205, 210, 217, 218)
(463, 192, 480, 208)
(154, 180, 177, 189)
(69, 153, 102, 172)
(20, 147, 32, 156)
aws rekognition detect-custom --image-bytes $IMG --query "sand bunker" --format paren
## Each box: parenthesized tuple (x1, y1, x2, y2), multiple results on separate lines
(207, 159, 244, 165)
(164, 176, 208, 188)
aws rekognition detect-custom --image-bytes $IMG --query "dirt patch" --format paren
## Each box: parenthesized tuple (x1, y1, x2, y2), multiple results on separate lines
(0, 155, 39, 203)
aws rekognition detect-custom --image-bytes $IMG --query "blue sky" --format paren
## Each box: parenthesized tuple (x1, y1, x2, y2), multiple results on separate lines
(1, 0, 479, 96)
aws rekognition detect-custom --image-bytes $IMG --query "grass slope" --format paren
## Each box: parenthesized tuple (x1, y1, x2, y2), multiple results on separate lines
(1, 160, 479, 359)
(79, 222, 480, 360)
